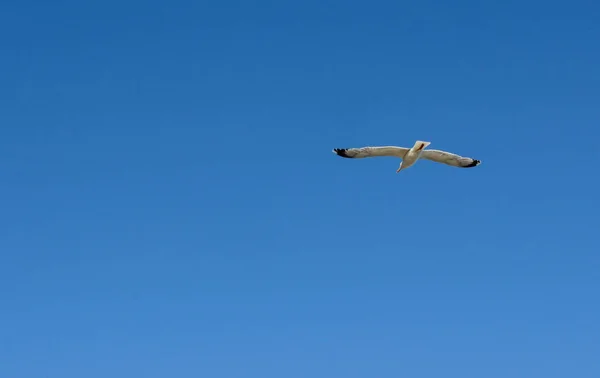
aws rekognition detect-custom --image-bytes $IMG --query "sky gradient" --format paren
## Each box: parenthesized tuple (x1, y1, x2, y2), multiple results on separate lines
(1, 0, 599, 377)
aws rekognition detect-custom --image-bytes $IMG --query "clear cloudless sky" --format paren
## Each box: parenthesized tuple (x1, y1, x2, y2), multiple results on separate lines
(1, 0, 599, 377)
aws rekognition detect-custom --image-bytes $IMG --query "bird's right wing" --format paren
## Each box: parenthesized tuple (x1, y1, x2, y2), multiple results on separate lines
(420, 149, 481, 168)
(332, 146, 409, 159)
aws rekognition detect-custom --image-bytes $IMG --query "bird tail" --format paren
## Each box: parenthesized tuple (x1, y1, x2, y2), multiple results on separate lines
(412, 140, 431, 151)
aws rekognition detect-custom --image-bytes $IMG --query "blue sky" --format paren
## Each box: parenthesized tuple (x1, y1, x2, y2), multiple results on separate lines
(1, 0, 599, 377)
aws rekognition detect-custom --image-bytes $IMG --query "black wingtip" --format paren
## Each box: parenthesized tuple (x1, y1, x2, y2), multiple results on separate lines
(464, 159, 481, 167)
(333, 148, 351, 158)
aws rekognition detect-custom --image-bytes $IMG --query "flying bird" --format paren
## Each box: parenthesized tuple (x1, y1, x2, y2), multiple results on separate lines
(332, 140, 481, 173)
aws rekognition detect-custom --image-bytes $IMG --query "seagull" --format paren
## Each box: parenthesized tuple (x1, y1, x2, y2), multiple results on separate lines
(332, 140, 481, 173)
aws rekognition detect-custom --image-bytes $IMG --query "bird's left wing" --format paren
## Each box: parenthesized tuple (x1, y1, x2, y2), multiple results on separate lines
(420, 149, 481, 168)
(332, 146, 409, 159)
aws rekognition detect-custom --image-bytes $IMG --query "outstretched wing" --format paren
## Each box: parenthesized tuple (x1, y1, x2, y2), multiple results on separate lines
(332, 146, 409, 159)
(419, 149, 481, 168)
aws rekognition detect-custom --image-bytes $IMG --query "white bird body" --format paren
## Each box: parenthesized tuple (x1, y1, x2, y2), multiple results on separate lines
(395, 140, 431, 172)
(332, 140, 481, 173)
